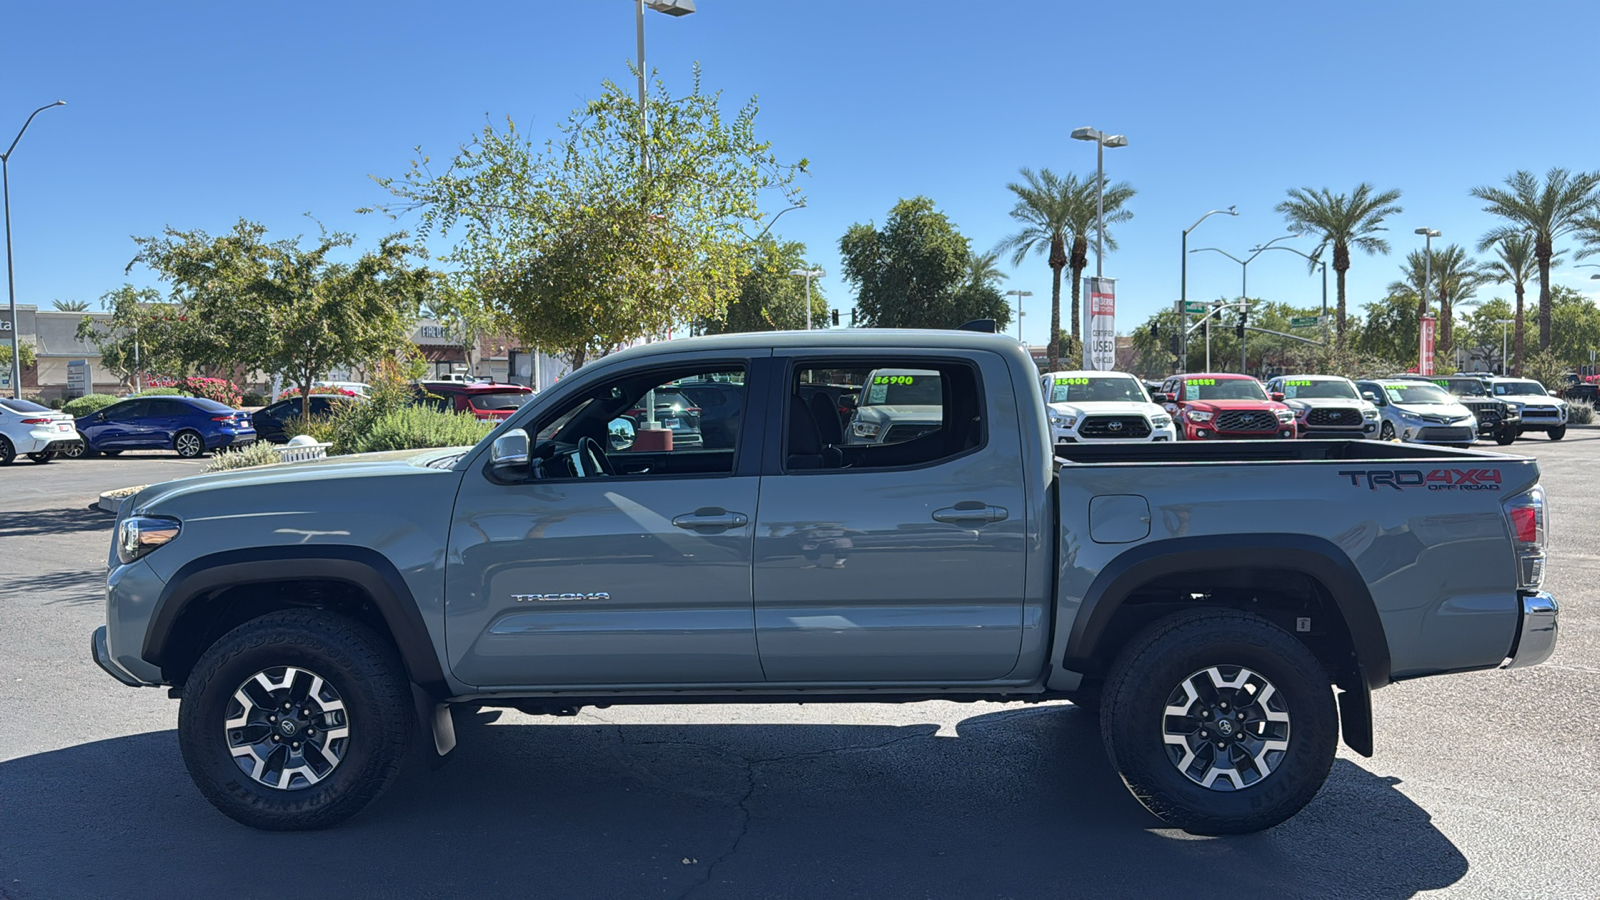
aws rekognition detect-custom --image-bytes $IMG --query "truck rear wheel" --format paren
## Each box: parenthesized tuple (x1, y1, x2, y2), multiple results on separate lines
(178, 609, 413, 830)
(1100, 609, 1337, 834)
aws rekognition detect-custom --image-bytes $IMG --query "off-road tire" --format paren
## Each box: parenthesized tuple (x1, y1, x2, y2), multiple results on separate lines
(1100, 608, 1338, 835)
(1548, 425, 1566, 441)
(1496, 427, 1517, 446)
(179, 609, 413, 831)
(0, 436, 14, 465)
(173, 429, 206, 458)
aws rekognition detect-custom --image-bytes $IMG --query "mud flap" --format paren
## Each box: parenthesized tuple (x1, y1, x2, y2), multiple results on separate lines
(1337, 678, 1373, 757)
(411, 682, 456, 770)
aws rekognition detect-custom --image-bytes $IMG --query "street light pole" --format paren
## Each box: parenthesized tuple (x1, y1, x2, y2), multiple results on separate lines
(1190, 234, 1296, 374)
(1415, 228, 1440, 372)
(790, 267, 823, 330)
(1496, 318, 1515, 375)
(1181, 207, 1237, 374)
(635, 0, 695, 175)
(1005, 289, 1032, 341)
(3, 100, 66, 399)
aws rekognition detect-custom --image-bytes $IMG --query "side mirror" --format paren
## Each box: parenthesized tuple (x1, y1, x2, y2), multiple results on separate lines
(1549, 390, 1560, 397)
(1153, 392, 1174, 404)
(1361, 391, 1379, 402)
(608, 416, 637, 451)
(838, 394, 858, 410)
(489, 428, 530, 469)
(1270, 392, 1286, 402)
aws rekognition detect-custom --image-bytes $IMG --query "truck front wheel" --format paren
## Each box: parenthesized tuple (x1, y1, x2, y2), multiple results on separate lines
(1100, 609, 1337, 835)
(178, 609, 413, 830)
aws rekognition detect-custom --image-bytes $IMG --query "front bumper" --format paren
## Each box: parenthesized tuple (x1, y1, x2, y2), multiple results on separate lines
(1183, 423, 1296, 440)
(1505, 592, 1559, 669)
(1297, 423, 1379, 439)
(1052, 425, 1177, 444)
(92, 625, 149, 687)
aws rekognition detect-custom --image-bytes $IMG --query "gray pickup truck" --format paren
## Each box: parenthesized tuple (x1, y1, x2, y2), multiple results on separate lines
(93, 329, 1558, 835)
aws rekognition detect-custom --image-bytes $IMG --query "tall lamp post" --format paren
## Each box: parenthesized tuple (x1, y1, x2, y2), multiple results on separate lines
(1250, 241, 1328, 347)
(1415, 228, 1440, 373)
(3, 100, 65, 399)
(1069, 127, 1128, 279)
(1180, 207, 1237, 372)
(1005, 289, 1032, 341)
(790, 267, 824, 330)
(1189, 234, 1297, 373)
(636, 0, 695, 173)
(1496, 318, 1515, 375)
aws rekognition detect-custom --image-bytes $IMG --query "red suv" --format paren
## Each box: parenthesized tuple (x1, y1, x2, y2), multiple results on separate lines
(415, 381, 534, 421)
(1155, 373, 1297, 440)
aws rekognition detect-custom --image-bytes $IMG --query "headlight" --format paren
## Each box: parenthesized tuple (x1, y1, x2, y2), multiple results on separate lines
(117, 516, 181, 565)
(1186, 410, 1213, 422)
(851, 421, 880, 439)
(1049, 413, 1078, 428)
(1397, 411, 1425, 424)
(1152, 414, 1172, 428)
(1362, 408, 1379, 420)
(1275, 410, 1295, 423)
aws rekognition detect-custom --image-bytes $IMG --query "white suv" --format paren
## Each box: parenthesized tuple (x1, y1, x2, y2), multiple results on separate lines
(1488, 377, 1570, 440)
(1039, 370, 1176, 445)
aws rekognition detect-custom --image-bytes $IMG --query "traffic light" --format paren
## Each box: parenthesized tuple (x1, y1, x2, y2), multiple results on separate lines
(1235, 310, 1247, 339)
(831, 309, 840, 327)
(1149, 322, 1160, 341)
(1169, 335, 1182, 357)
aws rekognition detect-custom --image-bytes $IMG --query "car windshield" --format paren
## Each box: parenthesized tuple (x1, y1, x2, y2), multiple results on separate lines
(1280, 379, 1357, 400)
(863, 371, 941, 406)
(1494, 381, 1547, 396)
(0, 398, 51, 413)
(1437, 379, 1486, 397)
(1047, 375, 1148, 404)
(1383, 383, 1451, 404)
(468, 390, 532, 411)
(1184, 378, 1267, 401)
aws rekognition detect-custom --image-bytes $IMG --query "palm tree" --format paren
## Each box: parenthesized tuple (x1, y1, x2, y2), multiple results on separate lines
(1480, 233, 1549, 375)
(965, 249, 1007, 293)
(997, 168, 1072, 369)
(1276, 183, 1404, 345)
(51, 299, 89, 311)
(1471, 168, 1600, 350)
(1062, 176, 1134, 352)
(1429, 245, 1484, 367)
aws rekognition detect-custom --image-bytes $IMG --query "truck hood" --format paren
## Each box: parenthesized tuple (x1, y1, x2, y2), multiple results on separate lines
(1183, 399, 1285, 412)
(128, 446, 468, 515)
(1048, 401, 1166, 418)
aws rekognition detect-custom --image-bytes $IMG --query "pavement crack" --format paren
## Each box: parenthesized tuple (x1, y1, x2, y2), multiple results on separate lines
(676, 755, 758, 900)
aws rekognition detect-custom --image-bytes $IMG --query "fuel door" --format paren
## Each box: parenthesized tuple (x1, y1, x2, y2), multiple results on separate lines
(1090, 494, 1151, 544)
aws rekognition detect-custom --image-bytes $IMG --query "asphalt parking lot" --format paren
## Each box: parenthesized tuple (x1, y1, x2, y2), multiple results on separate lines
(1, 437, 1596, 899)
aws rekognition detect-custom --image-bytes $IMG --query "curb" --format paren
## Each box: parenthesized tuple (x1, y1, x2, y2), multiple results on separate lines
(98, 485, 145, 514)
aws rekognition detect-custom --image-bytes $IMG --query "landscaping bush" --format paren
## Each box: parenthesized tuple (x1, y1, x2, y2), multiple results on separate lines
(47, 397, 65, 410)
(203, 441, 285, 473)
(342, 406, 492, 454)
(63, 394, 121, 417)
(285, 414, 341, 444)
(242, 391, 268, 407)
(1568, 399, 1595, 426)
(181, 377, 244, 408)
(133, 386, 189, 397)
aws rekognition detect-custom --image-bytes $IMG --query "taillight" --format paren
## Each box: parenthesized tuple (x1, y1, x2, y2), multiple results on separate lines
(211, 415, 234, 422)
(21, 417, 51, 424)
(1503, 486, 1547, 591)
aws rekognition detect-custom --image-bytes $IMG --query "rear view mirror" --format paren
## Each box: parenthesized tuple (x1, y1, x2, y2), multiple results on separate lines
(489, 428, 530, 469)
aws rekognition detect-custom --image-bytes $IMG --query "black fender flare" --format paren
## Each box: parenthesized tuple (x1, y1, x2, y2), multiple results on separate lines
(1062, 533, 1391, 692)
(143, 546, 447, 696)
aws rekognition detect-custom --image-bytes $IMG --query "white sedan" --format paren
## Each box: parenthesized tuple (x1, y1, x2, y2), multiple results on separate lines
(0, 397, 81, 465)
(1040, 371, 1177, 444)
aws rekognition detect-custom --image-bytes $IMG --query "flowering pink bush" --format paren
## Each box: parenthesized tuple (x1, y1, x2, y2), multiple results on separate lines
(182, 377, 244, 408)
(278, 385, 360, 400)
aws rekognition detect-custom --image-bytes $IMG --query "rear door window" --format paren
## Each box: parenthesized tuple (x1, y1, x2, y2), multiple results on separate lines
(785, 360, 982, 471)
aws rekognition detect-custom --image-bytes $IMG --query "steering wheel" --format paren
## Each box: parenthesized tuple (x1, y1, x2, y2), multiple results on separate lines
(577, 436, 615, 477)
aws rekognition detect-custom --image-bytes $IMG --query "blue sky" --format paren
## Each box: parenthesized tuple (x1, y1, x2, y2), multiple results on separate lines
(4, 0, 1600, 348)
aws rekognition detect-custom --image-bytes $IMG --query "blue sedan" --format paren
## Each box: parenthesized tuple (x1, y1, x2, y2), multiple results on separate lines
(75, 396, 256, 459)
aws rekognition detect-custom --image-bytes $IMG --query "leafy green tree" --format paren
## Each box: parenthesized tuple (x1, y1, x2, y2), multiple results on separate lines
(1459, 297, 1514, 372)
(0, 341, 35, 370)
(77, 286, 184, 386)
(1548, 284, 1600, 368)
(1276, 183, 1403, 344)
(1472, 168, 1600, 350)
(1386, 244, 1482, 366)
(703, 238, 827, 334)
(374, 69, 806, 367)
(1354, 291, 1420, 367)
(1479, 232, 1548, 375)
(130, 220, 429, 417)
(51, 299, 88, 312)
(839, 196, 1009, 331)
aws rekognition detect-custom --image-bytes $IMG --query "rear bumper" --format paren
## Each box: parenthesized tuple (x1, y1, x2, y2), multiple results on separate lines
(1505, 592, 1559, 669)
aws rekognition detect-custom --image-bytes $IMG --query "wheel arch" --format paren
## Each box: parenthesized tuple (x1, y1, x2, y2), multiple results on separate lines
(144, 546, 447, 697)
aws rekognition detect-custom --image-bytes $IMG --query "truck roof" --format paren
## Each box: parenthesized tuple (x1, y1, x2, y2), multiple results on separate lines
(591, 329, 1030, 370)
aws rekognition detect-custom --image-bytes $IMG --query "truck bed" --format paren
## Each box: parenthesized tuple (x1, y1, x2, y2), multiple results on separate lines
(1054, 439, 1506, 465)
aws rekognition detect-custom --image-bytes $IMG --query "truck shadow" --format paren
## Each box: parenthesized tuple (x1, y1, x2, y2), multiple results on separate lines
(0, 504, 113, 539)
(0, 705, 1466, 899)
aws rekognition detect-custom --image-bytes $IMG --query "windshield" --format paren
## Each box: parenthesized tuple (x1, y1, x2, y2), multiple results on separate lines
(1048, 375, 1148, 404)
(863, 371, 941, 406)
(1382, 383, 1451, 405)
(1184, 378, 1268, 402)
(1436, 379, 1486, 397)
(1494, 381, 1548, 396)
(1280, 379, 1357, 400)
(468, 390, 532, 411)
(0, 398, 52, 413)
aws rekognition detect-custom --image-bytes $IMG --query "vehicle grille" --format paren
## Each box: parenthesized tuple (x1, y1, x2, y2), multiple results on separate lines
(1307, 407, 1361, 427)
(1521, 406, 1562, 419)
(1416, 426, 1476, 443)
(883, 423, 940, 443)
(1214, 411, 1279, 432)
(1460, 400, 1501, 428)
(1079, 415, 1152, 438)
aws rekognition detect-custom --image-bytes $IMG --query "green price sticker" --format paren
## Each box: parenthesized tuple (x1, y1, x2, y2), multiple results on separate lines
(1432, 380, 1449, 387)
(874, 375, 916, 385)
(1053, 377, 1089, 385)
(1286, 380, 1313, 387)
(1189, 378, 1217, 386)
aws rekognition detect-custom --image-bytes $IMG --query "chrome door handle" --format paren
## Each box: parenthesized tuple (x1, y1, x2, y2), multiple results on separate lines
(672, 509, 749, 530)
(932, 504, 1008, 525)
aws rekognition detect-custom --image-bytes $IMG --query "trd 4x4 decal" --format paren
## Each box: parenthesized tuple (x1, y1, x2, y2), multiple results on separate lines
(1338, 468, 1503, 492)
